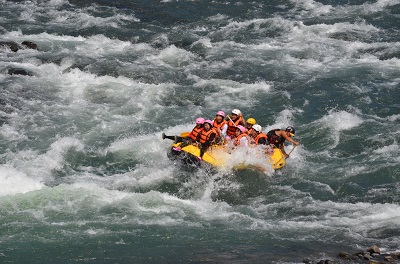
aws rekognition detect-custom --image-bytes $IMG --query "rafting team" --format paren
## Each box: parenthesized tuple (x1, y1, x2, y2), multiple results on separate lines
(162, 109, 300, 162)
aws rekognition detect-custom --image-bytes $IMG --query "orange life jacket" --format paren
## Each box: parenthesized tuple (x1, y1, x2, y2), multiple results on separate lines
(213, 118, 227, 132)
(198, 128, 216, 144)
(254, 132, 268, 145)
(233, 133, 251, 146)
(226, 116, 244, 138)
(246, 127, 254, 135)
(188, 126, 203, 141)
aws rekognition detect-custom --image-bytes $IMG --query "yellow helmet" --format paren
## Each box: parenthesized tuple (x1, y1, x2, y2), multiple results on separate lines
(246, 118, 256, 125)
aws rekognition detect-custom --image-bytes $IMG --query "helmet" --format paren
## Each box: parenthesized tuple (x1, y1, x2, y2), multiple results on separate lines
(246, 118, 256, 125)
(231, 109, 241, 116)
(216, 110, 225, 117)
(252, 124, 262, 133)
(204, 119, 213, 126)
(285, 126, 295, 136)
(236, 125, 246, 133)
(195, 117, 205, 125)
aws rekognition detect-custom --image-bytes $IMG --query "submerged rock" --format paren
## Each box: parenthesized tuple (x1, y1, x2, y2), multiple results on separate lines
(7, 68, 33, 76)
(7, 68, 34, 76)
(0, 40, 38, 52)
(0, 41, 19, 52)
(21, 41, 38, 50)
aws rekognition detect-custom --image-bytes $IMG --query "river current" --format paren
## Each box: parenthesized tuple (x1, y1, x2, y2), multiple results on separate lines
(0, 0, 399, 263)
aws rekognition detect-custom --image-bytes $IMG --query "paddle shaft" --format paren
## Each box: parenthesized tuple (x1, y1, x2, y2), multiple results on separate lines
(226, 115, 238, 127)
(275, 145, 297, 165)
(286, 145, 297, 157)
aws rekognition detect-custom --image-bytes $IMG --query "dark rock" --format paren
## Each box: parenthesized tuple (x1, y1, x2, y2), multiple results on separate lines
(363, 253, 371, 260)
(7, 68, 34, 76)
(355, 252, 364, 259)
(21, 41, 38, 50)
(392, 252, 400, 259)
(0, 41, 19, 52)
(338, 251, 351, 259)
(0, 40, 38, 52)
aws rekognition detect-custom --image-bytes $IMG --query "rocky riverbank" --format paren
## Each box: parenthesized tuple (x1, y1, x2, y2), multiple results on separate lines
(303, 245, 400, 264)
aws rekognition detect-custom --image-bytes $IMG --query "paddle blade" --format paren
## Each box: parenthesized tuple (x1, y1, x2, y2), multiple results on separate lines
(180, 132, 190, 138)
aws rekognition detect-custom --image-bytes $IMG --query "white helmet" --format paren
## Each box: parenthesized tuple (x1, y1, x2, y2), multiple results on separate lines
(231, 109, 241, 116)
(252, 124, 262, 133)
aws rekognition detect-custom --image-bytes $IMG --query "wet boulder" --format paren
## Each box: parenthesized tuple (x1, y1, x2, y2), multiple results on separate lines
(7, 68, 34, 76)
(367, 245, 380, 255)
(0, 40, 38, 52)
(337, 245, 400, 263)
(21, 41, 38, 50)
(0, 41, 20, 52)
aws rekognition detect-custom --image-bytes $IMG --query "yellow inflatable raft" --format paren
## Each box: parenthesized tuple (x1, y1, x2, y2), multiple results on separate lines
(168, 133, 287, 171)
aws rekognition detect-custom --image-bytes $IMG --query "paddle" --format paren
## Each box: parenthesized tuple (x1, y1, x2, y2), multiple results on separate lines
(273, 145, 297, 169)
(226, 115, 237, 127)
(180, 132, 190, 138)
(162, 131, 189, 141)
(286, 145, 297, 158)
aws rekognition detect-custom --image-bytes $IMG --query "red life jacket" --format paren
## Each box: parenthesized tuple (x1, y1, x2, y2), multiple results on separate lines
(198, 128, 216, 144)
(226, 116, 244, 138)
(188, 126, 203, 141)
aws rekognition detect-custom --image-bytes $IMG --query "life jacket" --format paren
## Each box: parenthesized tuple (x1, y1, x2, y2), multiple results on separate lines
(213, 118, 227, 132)
(246, 127, 254, 135)
(198, 128, 216, 144)
(188, 126, 203, 141)
(267, 129, 285, 147)
(233, 133, 251, 146)
(226, 116, 244, 138)
(254, 132, 268, 145)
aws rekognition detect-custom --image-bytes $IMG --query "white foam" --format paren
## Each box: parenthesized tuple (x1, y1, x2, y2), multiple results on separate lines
(187, 77, 273, 109)
(14, 2, 139, 30)
(0, 165, 44, 197)
(321, 110, 363, 131)
(9, 137, 84, 183)
(290, 0, 333, 15)
(0, 123, 28, 141)
(156, 45, 196, 67)
(217, 146, 275, 174)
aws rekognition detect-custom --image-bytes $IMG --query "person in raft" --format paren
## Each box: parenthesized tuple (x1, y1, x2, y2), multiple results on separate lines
(212, 110, 228, 144)
(250, 124, 268, 145)
(245, 117, 256, 135)
(226, 109, 245, 140)
(196, 119, 217, 162)
(162, 117, 205, 151)
(267, 126, 299, 158)
(232, 125, 251, 147)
